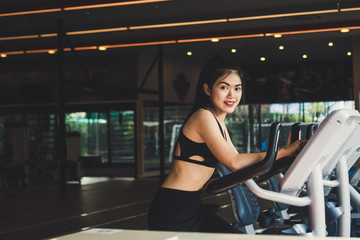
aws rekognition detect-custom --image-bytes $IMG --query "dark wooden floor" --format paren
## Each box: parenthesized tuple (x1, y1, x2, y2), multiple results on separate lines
(0, 177, 236, 240)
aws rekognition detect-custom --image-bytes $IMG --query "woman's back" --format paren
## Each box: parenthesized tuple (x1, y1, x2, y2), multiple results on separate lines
(162, 108, 231, 191)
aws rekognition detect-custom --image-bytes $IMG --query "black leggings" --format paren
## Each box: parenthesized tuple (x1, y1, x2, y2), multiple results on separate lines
(148, 187, 237, 233)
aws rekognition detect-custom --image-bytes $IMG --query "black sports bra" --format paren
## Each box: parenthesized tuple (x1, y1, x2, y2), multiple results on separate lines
(174, 113, 227, 168)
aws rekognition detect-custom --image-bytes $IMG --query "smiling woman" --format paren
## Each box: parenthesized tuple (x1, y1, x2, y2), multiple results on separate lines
(203, 71, 242, 114)
(147, 56, 306, 233)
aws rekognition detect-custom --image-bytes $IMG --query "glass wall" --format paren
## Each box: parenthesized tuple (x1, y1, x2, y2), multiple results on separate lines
(0, 100, 355, 180)
(66, 112, 106, 160)
(66, 110, 135, 165)
(109, 110, 135, 164)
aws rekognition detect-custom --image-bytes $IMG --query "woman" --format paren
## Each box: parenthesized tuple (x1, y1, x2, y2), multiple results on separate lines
(148, 57, 305, 233)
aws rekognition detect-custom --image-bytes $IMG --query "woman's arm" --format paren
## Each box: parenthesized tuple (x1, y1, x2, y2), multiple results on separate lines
(184, 110, 264, 172)
(187, 110, 305, 172)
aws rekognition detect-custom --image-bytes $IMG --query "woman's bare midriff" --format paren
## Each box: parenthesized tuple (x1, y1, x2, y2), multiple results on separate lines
(161, 160, 215, 191)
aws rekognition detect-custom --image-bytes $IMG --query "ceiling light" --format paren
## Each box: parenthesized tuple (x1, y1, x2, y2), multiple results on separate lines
(74, 46, 98, 51)
(328, 42, 334, 47)
(265, 26, 360, 37)
(48, 50, 56, 54)
(67, 27, 128, 35)
(0, 53, 7, 58)
(64, 0, 170, 11)
(2, 51, 25, 55)
(177, 34, 264, 43)
(106, 40, 176, 48)
(26, 49, 51, 54)
(0, 35, 39, 41)
(129, 19, 227, 30)
(260, 57, 266, 62)
(211, 38, 219, 42)
(228, 9, 338, 22)
(347, 52, 352, 56)
(187, 51, 192, 56)
(0, 8, 61, 17)
(274, 34, 282, 38)
(218, 34, 265, 40)
(40, 33, 57, 38)
(231, 49, 236, 53)
(341, 7, 360, 12)
(0, 0, 169, 17)
(279, 45, 284, 50)
(302, 54, 308, 59)
(98, 46, 107, 51)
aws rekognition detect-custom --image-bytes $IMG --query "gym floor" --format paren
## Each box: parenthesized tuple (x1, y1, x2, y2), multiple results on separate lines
(0, 176, 238, 240)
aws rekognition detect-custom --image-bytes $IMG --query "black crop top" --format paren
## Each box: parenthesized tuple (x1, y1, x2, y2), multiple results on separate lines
(174, 113, 227, 168)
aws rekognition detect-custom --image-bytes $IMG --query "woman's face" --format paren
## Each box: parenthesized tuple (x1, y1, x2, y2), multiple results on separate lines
(205, 71, 242, 115)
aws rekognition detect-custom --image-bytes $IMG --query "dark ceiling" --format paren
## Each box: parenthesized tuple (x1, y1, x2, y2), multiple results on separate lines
(0, 0, 360, 64)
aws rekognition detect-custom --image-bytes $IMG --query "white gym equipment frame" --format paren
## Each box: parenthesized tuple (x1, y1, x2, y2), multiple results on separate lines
(242, 109, 360, 237)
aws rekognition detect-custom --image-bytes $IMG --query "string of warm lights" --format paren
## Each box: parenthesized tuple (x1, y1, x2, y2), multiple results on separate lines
(0, 25, 357, 58)
(0, 2, 359, 58)
(1, 7, 360, 43)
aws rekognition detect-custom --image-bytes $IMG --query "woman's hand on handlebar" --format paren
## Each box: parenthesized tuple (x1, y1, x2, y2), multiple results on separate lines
(277, 139, 307, 160)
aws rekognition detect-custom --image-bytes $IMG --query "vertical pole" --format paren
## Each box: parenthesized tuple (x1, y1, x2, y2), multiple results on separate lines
(257, 105, 262, 151)
(106, 111, 112, 166)
(158, 45, 165, 182)
(95, 113, 100, 155)
(133, 103, 139, 178)
(57, 18, 67, 197)
(302, 103, 305, 122)
(136, 98, 144, 178)
(249, 105, 254, 152)
(336, 157, 351, 237)
(307, 164, 326, 237)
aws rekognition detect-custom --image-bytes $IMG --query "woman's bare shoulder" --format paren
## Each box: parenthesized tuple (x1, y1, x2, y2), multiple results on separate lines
(185, 108, 217, 133)
(183, 109, 214, 134)
(190, 108, 213, 121)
